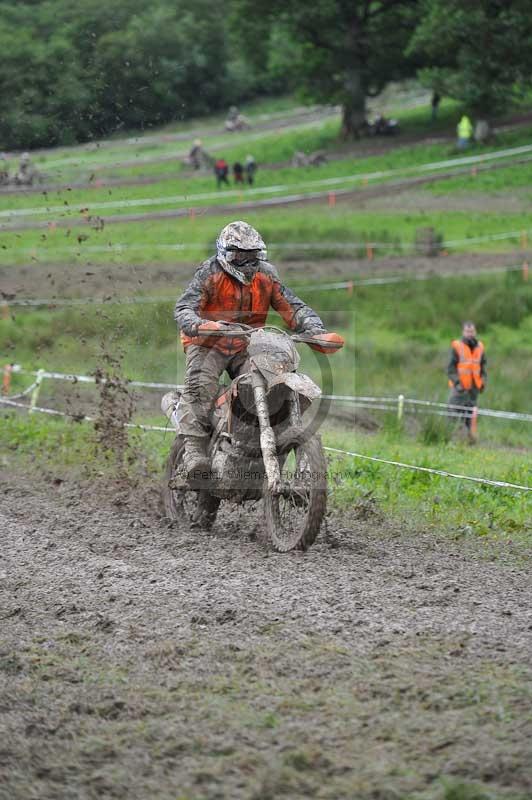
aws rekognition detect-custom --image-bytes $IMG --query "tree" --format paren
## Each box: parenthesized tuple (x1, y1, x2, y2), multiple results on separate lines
(230, 0, 419, 137)
(0, 0, 237, 148)
(408, 0, 532, 121)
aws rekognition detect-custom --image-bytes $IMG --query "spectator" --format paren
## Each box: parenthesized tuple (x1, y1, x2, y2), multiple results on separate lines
(447, 321, 487, 443)
(233, 161, 244, 184)
(214, 158, 229, 188)
(189, 139, 203, 170)
(431, 91, 441, 122)
(456, 115, 473, 149)
(245, 154, 257, 185)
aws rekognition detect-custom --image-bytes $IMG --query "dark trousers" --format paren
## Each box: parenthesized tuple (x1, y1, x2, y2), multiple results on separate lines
(448, 387, 479, 429)
(177, 345, 247, 437)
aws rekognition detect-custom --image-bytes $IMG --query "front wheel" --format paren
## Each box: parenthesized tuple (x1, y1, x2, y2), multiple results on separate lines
(162, 437, 220, 530)
(263, 434, 327, 552)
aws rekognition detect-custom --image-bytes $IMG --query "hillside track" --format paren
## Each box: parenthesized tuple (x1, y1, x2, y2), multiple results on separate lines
(3, 151, 532, 234)
(2, 109, 532, 196)
(1, 467, 531, 799)
(2, 251, 530, 301)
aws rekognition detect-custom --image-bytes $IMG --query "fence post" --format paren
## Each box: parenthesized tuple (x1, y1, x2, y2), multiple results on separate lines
(470, 406, 478, 438)
(2, 363, 12, 395)
(397, 394, 404, 424)
(29, 369, 45, 413)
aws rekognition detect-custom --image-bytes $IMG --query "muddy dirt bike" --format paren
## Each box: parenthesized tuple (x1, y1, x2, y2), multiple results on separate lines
(162, 324, 343, 552)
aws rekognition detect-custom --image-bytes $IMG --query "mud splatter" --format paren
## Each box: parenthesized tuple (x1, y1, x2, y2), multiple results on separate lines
(93, 348, 134, 468)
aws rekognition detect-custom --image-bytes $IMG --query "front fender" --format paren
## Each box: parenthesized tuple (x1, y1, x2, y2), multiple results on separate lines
(267, 372, 321, 401)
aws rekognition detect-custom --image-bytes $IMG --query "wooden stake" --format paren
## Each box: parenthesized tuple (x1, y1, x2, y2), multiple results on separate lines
(2, 364, 12, 395)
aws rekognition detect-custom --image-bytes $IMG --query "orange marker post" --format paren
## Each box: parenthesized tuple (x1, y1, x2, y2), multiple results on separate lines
(471, 406, 478, 437)
(523, 262, 529, 282)
(328, 191, 336, 208)
(366, 242, 374, 261)
(189, 207, 196, 221)
(2, 363, 12, 396)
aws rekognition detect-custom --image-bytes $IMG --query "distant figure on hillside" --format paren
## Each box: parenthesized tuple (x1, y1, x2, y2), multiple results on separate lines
(447, 321, 487, 442)
(214, 158, 229, 188)
(0, 154, 9, 185)
(431, 91, 441, 122)
(456, 115, 473, 149)
(245, 154, 257, 185)
(14, 152, 38, 185)
(233, 161, 244, 184)
(189, 139, 203, 170)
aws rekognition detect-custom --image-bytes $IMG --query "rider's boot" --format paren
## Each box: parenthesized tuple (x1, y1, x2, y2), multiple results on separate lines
(183, 435, 210, 479)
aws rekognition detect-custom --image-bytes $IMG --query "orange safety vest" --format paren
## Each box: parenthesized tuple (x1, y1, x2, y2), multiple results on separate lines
(181, 269, 299, 355)
(448, 339, 484, 390)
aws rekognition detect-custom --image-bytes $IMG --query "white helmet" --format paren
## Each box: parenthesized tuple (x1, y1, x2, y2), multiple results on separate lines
(216, 221, 267, 283)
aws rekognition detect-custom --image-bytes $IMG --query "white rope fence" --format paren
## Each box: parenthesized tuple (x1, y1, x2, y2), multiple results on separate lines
(323, 446, 532, 492)
(1, 393, 530, 493)
(5, 366, 530, 425)
(3, 231, 532, 264)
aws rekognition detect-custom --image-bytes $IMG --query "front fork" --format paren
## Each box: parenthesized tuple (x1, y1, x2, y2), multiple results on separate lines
(252, 374, 301, 495)
(252, 373, 281, 494)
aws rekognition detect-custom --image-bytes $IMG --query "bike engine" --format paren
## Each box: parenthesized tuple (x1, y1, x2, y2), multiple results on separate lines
(210, 435, 264, 502)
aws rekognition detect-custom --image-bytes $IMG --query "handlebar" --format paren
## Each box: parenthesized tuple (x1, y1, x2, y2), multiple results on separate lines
(195, 322, 344, 352)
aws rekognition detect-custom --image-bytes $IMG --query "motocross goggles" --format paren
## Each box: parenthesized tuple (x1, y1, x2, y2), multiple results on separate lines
(225, 247, 263, 267)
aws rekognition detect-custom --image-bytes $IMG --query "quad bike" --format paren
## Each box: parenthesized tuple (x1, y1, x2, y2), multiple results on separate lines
(224, 114, 251, 132)
(162, 324, 344, 551)
(365, 115, 400, 136)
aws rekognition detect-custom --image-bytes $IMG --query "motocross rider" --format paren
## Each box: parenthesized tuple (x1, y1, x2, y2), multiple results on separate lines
(173, 220, 327, 476)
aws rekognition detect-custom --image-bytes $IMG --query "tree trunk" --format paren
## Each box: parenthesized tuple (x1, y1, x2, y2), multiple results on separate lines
(341, 69, 366, 138)
(474, 119, 491, 144)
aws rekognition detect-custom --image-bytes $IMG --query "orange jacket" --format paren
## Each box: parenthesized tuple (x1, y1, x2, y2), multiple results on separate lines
(448, 339, 485, 390)
(174, 257, 324, 355)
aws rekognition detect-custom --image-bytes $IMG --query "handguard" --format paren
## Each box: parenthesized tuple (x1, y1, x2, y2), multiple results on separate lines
(298, 331, 345, 354)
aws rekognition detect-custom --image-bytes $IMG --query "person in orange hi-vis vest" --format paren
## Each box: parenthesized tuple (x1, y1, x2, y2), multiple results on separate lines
(447, 321, 487, 441)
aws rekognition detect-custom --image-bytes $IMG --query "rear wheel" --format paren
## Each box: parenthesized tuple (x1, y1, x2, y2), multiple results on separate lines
(162, 437, 220, 530)
(263, 433, 327, 552)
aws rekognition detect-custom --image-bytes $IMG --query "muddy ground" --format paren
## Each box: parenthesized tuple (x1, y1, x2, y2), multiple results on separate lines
(0, 462, 531, 800)
(2, 251, 530, 302)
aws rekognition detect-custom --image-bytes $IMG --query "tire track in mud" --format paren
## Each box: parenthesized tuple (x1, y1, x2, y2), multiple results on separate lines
(1, 472, 530, 656)
(1, 471, 531, 799)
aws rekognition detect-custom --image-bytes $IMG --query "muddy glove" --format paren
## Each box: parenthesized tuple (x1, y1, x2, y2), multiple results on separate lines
(184, 319, 225, 336)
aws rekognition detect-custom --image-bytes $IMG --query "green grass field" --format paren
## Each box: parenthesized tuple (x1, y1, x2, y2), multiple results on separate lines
(1, 206, 532, 267)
